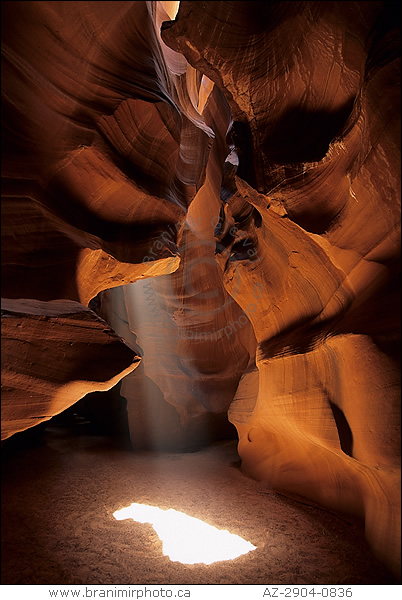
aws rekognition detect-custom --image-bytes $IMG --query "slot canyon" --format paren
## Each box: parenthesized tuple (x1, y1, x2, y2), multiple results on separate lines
(1, 0, 400, 586)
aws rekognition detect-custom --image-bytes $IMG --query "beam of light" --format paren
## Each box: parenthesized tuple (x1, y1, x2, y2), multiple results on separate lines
(113, 503, 257, 565)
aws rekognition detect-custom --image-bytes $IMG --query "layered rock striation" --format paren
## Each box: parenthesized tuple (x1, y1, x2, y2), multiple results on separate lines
(1, 0, 400, 579)
(1, 298, 140, 439)
(163, 0, 401, 578)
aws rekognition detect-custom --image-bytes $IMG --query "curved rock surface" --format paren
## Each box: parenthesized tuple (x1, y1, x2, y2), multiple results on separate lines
(1, 299, 140, 439)
(163, 1, 401, 578)
(1, 0, 400, 580)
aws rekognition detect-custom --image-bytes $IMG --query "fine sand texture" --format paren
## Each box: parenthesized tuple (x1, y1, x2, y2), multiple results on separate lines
(1, 422, 396, 585)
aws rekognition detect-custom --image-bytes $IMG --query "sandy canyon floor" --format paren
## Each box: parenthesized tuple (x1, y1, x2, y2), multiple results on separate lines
(1, 420, 396, 586)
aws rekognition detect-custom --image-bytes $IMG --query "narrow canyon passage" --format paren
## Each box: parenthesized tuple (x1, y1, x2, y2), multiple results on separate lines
(1, 420, 395, 585)
(2, 0, 400, 586)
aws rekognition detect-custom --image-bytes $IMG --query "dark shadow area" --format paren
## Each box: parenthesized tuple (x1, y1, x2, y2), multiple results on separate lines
(329, 401, 354, 458)
(232, 120, 257, 190)
(365, 0, 401, 77)
(262, 98, 357, 165)
(1, 386, 239, 459)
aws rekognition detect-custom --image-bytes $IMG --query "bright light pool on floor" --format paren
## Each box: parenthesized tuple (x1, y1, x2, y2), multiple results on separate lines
(113, 503, 257, 565)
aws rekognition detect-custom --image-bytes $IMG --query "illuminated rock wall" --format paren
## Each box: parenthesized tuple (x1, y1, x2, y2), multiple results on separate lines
(1, 0, 400, 579)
